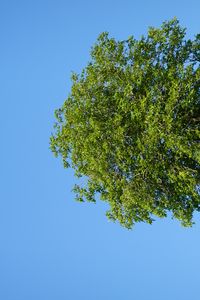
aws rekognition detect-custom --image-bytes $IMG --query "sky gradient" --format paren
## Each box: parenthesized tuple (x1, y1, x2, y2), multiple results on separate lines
(1, 0, 200, 299)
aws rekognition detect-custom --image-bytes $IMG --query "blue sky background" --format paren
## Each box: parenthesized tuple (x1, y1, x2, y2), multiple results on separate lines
(1, 1, 200, 299)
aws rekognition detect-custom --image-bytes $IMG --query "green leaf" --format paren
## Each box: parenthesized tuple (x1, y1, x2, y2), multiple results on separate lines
(50, 19, 200, 229)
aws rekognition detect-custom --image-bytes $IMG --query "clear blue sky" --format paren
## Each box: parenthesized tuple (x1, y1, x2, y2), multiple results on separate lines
(1, 1, 200, 299)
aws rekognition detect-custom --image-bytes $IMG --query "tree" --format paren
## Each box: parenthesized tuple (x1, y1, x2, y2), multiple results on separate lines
(50, 18, 200, 228)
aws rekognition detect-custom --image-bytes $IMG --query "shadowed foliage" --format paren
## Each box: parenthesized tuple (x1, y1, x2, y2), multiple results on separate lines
(50, 18, 200, 228)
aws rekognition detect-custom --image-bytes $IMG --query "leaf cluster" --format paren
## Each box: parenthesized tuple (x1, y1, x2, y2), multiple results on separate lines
(50, 18, 200, 228)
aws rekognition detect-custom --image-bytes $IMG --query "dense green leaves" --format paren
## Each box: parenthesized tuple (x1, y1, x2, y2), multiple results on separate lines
(50, 19, 200, 228)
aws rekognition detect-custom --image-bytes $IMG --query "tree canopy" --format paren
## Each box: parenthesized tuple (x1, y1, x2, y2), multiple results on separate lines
(50, 18, 200, 228)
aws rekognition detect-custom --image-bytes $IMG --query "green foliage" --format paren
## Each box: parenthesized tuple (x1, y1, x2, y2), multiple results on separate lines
(50, 18, 200, 228)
